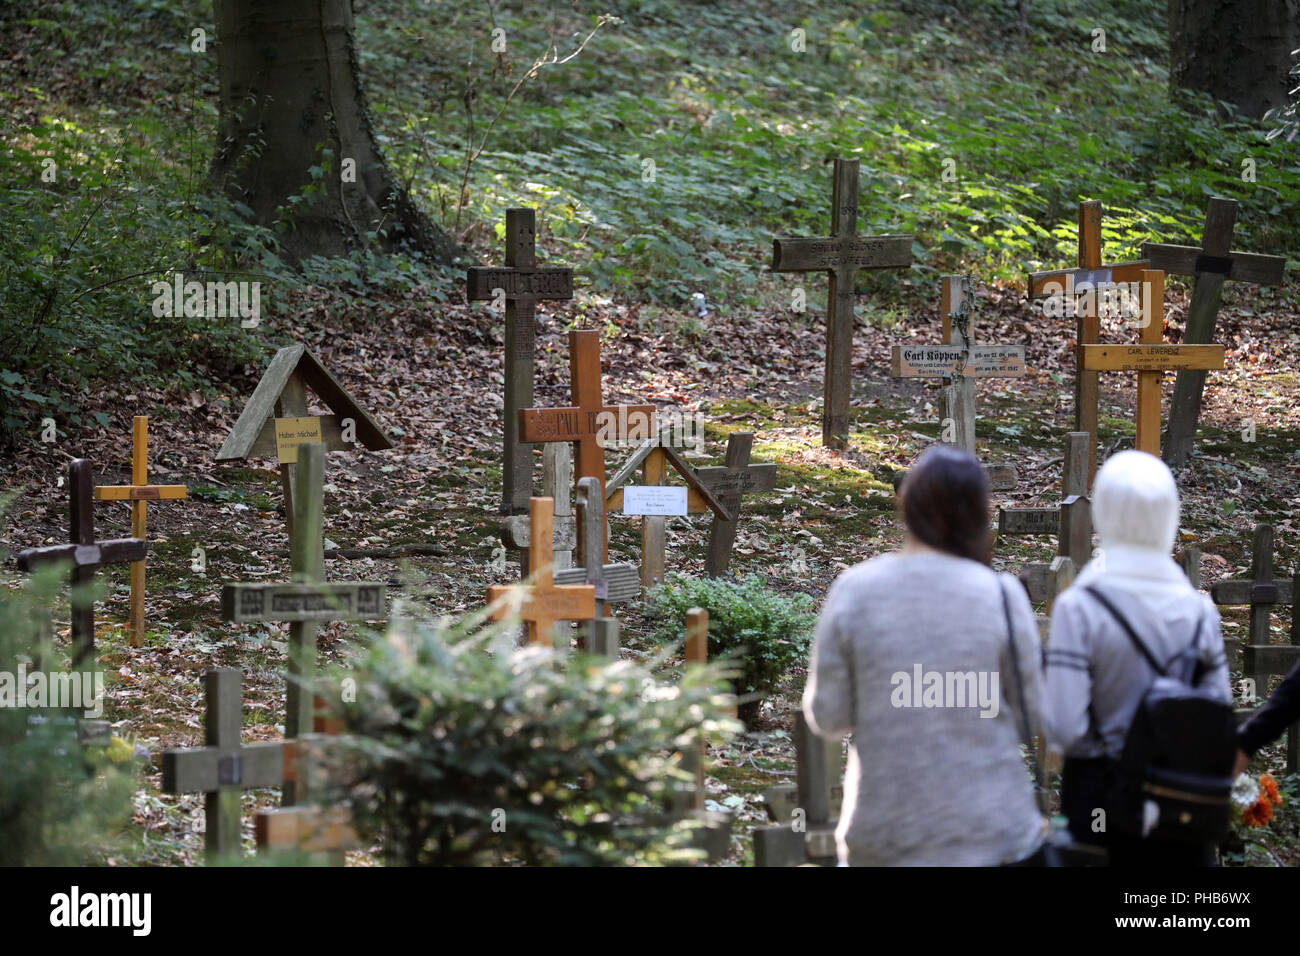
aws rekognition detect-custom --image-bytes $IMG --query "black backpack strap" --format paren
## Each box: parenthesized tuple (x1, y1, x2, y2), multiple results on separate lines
(1081, 586, 1167, 677)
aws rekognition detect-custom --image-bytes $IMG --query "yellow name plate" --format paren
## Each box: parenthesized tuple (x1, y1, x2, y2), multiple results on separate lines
(274, 417, 323, 464)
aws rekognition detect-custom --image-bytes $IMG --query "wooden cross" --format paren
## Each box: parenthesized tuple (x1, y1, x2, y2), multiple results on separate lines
(1028, 200, 1151, 483)
(519, 329, 655, 560)
(16, 459, 147, 664)
(467, 208, 575, 516)
(486, 496, 596, 647)
(1140, 197, 1287, 467)
(892, 275, 1025, 490)
(220, 443, 386, 801)
(161, 668, 286, 860)
(605, 431, 731, 588)
(752, 712, 841, 866)
(771, 158, 914, 449)
(92, 416, 187, 646)
(570, 476, 641, 657)
(1081, 269, 1225, 457)
(500, 443, 575, 579)
(696, 433, 777, 577)
(999, 431, 1093, 599)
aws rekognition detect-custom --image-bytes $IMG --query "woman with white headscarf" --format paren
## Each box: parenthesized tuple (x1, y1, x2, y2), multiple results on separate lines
(1043, 450, 1230, 866)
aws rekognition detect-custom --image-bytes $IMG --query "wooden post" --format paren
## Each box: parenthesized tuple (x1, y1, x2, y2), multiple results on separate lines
(286, 441, 323, 802)
(1180, 546, 1202, 591)
(573, 476, 636, 657)
(642, 447, 668, 588)
(682, 608, 709, 812)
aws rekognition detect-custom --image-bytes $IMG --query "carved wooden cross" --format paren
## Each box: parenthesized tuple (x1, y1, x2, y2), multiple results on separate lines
(92, 416, 187, 647)
(1081, 269, 1225, 457)
(519, 329, 655, 558)
(771, 158, 913, 449)
(486, 496, 595, 646)
(161, 668, 286, 860)
(1140, 197, 1287, 467)
(1028, 201, 1151, 483)
(16, 459, 147, 664)
(696, 433, 777, 577)
(467, 208, 575, 516)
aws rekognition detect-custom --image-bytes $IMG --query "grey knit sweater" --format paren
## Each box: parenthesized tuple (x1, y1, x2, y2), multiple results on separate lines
(802, 552, 1046, 866)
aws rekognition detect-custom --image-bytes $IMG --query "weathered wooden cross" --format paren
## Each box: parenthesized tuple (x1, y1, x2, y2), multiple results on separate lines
(519, 329, 656, 560)
(92, 416, 187, 646)
(1081, 269, 1226, 457)
(161, 668, 286, 860)
(999, 431, 1093, 599)
(486, 496, 596, 647)
(1028, 200, 1151, 482)
(605, 430, 731, 588)
(891, 274, 1025, 491)
(752, 712, 841, 867)
(220, 443, 387, 799)
(771, 157, 914, 449)
(16, 459, 147, 665)
(568, 476, 640, 656)
(1141, 197, 1287, 468)
(500, 443, 575, 579)
(466, 208, 575, 515)
(696, 433, 777, 577)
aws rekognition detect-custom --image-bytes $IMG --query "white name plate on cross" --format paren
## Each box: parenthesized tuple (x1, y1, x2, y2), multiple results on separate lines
(622, 485, 689, 516)
(891, 345, 1026, 378)
(222, 582, 388, 623)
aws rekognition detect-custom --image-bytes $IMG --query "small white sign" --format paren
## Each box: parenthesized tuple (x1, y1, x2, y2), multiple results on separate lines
(622, 485, 688, 516)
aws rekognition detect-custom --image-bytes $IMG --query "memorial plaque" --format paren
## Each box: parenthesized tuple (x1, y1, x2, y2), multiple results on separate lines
(890, 344, 1026, 378)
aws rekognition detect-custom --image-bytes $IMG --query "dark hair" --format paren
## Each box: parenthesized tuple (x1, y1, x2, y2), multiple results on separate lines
(898, 444, 992, 565)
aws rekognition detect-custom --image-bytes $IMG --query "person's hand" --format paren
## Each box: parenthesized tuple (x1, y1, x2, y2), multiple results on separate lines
(1234, 749, 1250, 777)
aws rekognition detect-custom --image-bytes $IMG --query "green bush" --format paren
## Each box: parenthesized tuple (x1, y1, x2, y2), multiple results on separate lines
(645, 574, 815, 728)
(332, 608, 739, 866)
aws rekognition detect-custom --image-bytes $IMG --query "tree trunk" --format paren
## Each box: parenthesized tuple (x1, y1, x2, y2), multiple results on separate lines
(212, 0, 459, 265)
(1168, 0, 1300, 118)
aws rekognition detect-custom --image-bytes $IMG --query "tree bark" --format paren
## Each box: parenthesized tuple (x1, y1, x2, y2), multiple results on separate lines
(211, 0, 459, 265)
(1169, 0, 1300, 118)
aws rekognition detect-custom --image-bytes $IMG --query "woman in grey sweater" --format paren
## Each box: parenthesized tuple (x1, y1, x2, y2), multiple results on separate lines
(802, 445, 1046, 866)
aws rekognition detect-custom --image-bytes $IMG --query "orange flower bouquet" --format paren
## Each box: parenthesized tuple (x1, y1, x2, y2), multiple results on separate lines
(1233, 773, 1283, 828)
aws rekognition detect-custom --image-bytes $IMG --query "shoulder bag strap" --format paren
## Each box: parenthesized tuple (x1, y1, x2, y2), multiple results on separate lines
(999, 578, 1048, 812)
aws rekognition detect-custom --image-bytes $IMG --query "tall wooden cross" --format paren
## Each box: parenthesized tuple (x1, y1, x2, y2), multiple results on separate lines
(569, 476, 640, 657)
(466, 208, 575, 516)
(161, 668, 286, 861)
(220, 442, 387, 802)
(519, 329, 655, 559)
(486, 496, 596, 647)
(16, 459, 147, 665)
(1140, 197, 1287, 468)
(752, 712, 841, 866)
(696, 433, 777, 577)
(1028, 201, 1151, 483)
(1081, 269, 1225, 457)
(771, 158, 914, 449)
(92, 416, 187, 647)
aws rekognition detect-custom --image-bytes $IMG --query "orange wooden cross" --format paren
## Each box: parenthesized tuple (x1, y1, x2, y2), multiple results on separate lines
(93, 416, 187, 646)
(1082, 269, 1226, 457)
(486, 497, 596, 646)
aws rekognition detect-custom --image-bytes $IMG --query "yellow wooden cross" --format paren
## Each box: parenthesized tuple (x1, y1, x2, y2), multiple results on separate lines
(94, 416, 188, 645)
(1082, 270, 1226, 457)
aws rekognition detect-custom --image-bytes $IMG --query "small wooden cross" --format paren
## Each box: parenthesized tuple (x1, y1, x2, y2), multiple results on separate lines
(500, 442, 576, 579)
(1000, 431, 1093, 597)
(771, 158, 914, 449)
(1028, 201, 1151, 483)
(161, 668, 286, 861)
(220, 443, 386, 800)
(1211, 524, 1293, 649)
(16, 459, 147, 664)
(696, 433, 777, 577)
(605, 432, 731, 588)
(1081, 269, 1226, 457)
(570, 476, 641, 656)
(752, 712, 841, 867)
(1140, 197, 1287, 467)
(486, 496, 596, 647)
(93, 416, 187, 646)
(519, 329, 656, 558)
(467, 208, 576, 516)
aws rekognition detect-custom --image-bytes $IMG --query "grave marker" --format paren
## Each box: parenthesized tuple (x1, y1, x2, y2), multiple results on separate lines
(486, 496, 596, 647)
(771, 158, 914, 449)
(1140, 198, 1287, 467)
(1081, 270, 1226, 457)
(161, 668, 286, 860)
(1028, 201, 1151, 482)
(466, 208, 575, 515)
(93, 417, 187, 646)
(753, 712, 841, 866)
(999, 432, 1093, 597)
(16, 459, 147, 664)
(1212, 524, 1293, 649)
(696, 433, 777, 577)
(500, 443, 576, 578)
(571, 476, 640, 656)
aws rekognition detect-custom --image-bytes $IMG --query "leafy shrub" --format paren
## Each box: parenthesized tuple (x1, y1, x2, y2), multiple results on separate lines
(332, 608, 739, 866)
(645, 574, 815, 728)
